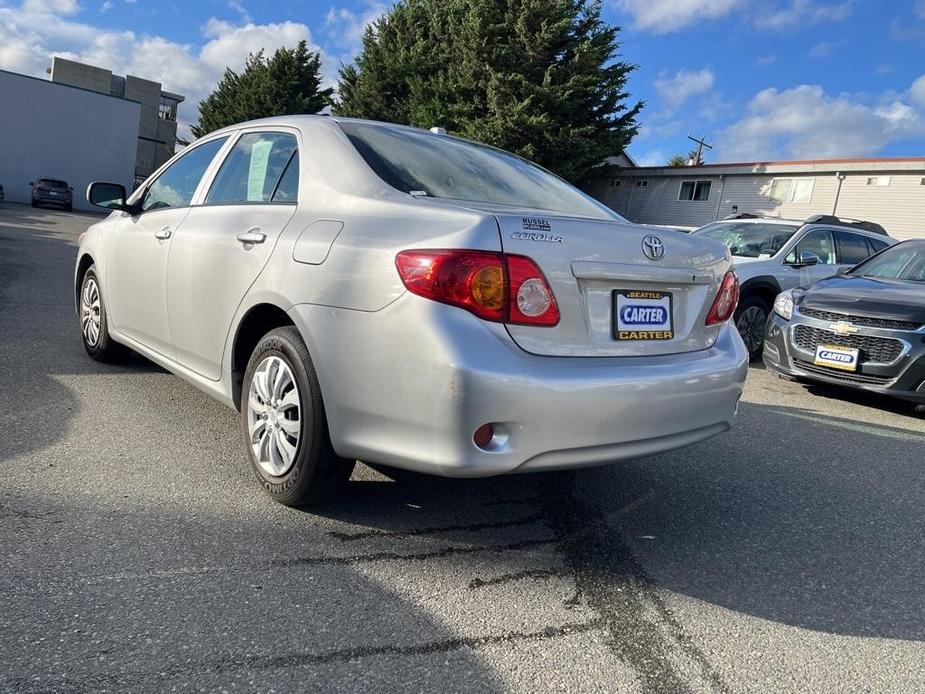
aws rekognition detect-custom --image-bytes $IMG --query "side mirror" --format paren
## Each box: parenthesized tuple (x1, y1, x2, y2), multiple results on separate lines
(28, 181, 34, 187)
(87, 182, 130, 212)
(795, 250, 820, 267)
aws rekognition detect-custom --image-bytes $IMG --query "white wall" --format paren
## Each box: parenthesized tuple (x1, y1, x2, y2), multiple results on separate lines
(0, 70, 139, 210)
(589, 169, 925, 240)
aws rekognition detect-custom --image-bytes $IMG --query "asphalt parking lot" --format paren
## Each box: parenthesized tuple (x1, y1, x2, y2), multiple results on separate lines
(1, 203, 924, 693)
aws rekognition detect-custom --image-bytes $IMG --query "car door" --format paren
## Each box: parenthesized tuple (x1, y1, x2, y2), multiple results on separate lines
(165, 130, 300, 380)
(105, 136, 228, 357)
(780, 227, 839, 288)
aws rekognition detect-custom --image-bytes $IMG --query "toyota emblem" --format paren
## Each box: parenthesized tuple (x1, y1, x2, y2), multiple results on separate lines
(642, 234, 665, 261)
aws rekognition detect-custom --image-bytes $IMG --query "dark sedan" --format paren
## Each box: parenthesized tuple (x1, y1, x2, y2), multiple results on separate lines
(763, 239, 925, 412)
(30, 178, 74, 211)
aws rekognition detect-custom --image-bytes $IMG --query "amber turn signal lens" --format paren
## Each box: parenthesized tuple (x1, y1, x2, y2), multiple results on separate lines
(470, 266, 504, 310)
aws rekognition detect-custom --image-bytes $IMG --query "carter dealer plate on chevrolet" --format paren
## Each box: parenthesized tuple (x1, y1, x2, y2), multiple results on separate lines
(613, 290, 674, 341)
(813, 344, 860, 372)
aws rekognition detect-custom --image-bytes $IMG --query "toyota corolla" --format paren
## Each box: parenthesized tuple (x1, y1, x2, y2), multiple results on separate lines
(77, 116, 748, 507)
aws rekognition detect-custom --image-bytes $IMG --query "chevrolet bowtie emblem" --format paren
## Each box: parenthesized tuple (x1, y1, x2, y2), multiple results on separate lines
(829, 321, 859, 336)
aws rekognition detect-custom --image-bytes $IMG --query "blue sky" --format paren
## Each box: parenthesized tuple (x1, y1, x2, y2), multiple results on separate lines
(2, 0, 925, 164)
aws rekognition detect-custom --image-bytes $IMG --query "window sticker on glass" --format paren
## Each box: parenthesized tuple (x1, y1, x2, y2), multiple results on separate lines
(247, 139, 273, 201)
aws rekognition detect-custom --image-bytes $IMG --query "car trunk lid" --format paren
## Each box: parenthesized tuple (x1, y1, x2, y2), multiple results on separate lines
(495, 213, 732, 357)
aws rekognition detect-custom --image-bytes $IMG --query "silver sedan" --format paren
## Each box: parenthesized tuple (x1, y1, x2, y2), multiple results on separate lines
(78, 116, 748, 507)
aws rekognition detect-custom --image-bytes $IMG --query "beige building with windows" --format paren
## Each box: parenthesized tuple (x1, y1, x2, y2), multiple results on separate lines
(50, 56, 184, 185)
(586, 157, 925, 241)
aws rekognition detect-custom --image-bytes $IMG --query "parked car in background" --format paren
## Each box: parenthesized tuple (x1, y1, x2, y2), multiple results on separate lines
(31, 178, 74, 211)
(692, 213, 895, 358)
(77, 116, 748, 508)
(764, 240, 925, 413)
(0, 184, 5, 202)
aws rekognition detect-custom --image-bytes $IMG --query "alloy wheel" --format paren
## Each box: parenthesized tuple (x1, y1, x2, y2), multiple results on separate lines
(736, 305, 767, 354)
(80, 277, 102, 347)
(247, 356, 302, 477)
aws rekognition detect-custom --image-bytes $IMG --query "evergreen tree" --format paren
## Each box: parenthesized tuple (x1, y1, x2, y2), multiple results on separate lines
(336, 0, 642, 184)
(193, 41, 332, 138)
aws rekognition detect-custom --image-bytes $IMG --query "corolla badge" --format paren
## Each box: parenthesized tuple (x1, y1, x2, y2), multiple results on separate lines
(641, 234, 665, 261)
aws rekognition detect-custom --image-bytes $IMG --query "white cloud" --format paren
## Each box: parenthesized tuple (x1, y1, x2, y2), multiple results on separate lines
(612, 0, 853, 34)
(324, 2, 387, 51)
(636, 149, 667, 166)
(755, 0, 854, 31)
(808, 41, 835, 58)
(715, 83, 925, 161)
(917, 0, 925, 19)
(612, 0, 741, 34)
(0, 2, 328, 139)
(22, 0, 80, 14)
(910, 74, 925, 106)
(654, 68, 715, 109)
(100, 0, 112, 11)
(755, 54, 777, 66)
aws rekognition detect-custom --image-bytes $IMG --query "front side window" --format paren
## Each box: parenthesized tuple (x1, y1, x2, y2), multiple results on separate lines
(834, 231, 872, 265)
(694, 221, 799, 258)
(206, 132, 299, 204)
(787, 229, 836, 265)
(141, 137, 227, 212)
(338, 121, 623, 221)
(679, 180, 711, 201)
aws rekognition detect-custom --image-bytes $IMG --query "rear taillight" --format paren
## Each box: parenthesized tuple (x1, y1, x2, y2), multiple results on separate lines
(705, 270, 739, 325)
(395, 249, 559, 326)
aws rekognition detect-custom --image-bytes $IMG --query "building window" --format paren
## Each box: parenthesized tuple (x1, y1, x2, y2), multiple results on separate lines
(920, 177, 925, 185)
(769, 177, 814, 203)
(635, 180, 648, 187)
(678, 180, 711, 201)
(610, 180, 621, 187)
(158, 95, 179, 122)
(866, 176, 891, 186)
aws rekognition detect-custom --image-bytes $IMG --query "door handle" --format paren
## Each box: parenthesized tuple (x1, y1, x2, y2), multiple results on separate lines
(236, 230, 266, 245)
(154, 227, 172, 240)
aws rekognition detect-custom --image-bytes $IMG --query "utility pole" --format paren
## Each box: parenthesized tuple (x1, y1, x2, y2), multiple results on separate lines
(687, 134, 713, 165)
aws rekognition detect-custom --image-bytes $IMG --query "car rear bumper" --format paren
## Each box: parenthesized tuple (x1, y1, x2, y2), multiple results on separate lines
(763, 312, 925, 403)
(290, 296, 748, 477)
(33, 194, 71, 206)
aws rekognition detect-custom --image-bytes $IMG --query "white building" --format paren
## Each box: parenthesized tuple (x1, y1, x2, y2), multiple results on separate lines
(0, 68, 140, 211)
(587, 157, 925, 241)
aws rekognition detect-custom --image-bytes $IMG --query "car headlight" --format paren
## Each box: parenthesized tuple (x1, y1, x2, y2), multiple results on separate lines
(773, 291, 794, 321)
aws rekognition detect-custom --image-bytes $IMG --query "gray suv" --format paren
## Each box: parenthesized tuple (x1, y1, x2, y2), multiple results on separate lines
(692, 214, 896, 358)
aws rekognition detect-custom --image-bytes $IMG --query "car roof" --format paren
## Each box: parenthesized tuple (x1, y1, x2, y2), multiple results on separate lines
(710, 215, 890, 237)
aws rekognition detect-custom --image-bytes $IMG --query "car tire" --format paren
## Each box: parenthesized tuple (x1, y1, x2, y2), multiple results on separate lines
(65, 203, 73, 212)
(241, 326, 354, 507)
(30, 200, 38, 208)
(79, 267, 124, 362)
(734, 295, 771, 361)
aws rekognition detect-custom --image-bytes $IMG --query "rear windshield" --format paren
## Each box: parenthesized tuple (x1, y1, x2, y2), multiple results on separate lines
(693, 221, 799, 258)
(850, 241, 925, 281)
(338, 121, 622, 221)
(38, 179, 68, 188)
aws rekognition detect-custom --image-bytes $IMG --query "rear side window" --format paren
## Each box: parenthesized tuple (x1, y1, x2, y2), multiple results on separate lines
(868, 237, 890, 253)
(834, 231, 872, 265)
(142, 137, 227, 212)
(206, 132, 298, 204)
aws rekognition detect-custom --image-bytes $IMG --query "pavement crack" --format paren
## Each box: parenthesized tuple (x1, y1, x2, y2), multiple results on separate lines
(538, 474, 731, 694)
(468, 567, 569, 589)
(328, 514, 543, 541)
(269, 537, 556, 568)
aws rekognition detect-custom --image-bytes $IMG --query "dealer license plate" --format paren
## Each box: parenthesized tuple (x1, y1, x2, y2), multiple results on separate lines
(613, 290, 674, 341)
(813, 344, 859, 372)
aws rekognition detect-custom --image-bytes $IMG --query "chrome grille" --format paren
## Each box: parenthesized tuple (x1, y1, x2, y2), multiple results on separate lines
(798, 307, 922, 331)
(792, 325, 904, 363)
